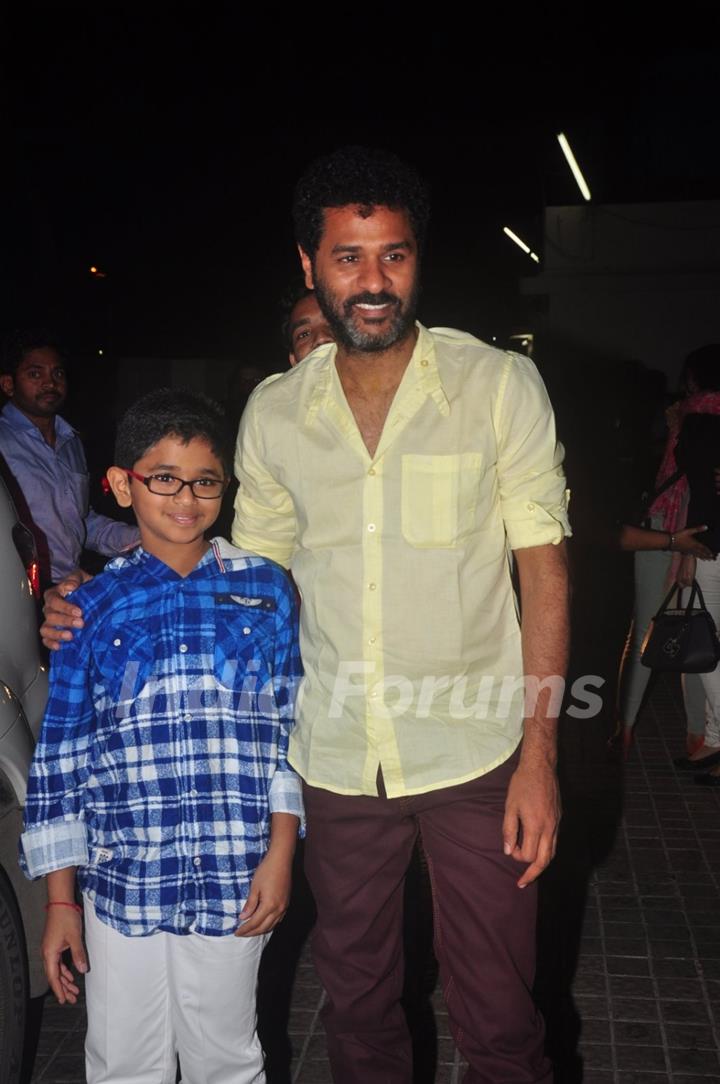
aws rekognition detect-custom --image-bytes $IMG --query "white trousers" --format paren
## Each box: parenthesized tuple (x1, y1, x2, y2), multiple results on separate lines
(694, 558, 720, 747)
(619, 540, 707, 733)
(83, 898, 268, 1084)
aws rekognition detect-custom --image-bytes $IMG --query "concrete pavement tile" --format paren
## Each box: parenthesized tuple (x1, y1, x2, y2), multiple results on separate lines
(610, 998, 660, 1021)
(612, 1019, 663, 1045)
(668, 1047, 720, 1075)
(579, 1018, 611, 1043)
(656, 977, 706, 1000)
(578, 1044, 614, 1069)
(663, 1022, 718, 1048)
(660, 999, 712, 1024)
(606, 955, 651, 976)
(613, 1044, 667, 1072)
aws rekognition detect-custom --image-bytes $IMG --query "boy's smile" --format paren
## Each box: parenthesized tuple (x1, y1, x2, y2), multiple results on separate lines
(108, 435, 227, 575)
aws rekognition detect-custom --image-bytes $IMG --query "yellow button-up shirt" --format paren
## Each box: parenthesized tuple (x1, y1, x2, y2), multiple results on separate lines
(233, 324, 570, 798)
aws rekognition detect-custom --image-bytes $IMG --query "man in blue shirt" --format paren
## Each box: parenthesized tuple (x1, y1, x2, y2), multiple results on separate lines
(0, 330, 138, 584)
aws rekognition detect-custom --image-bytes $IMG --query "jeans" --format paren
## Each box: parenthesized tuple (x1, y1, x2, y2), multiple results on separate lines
(302, 750, 552, 1084)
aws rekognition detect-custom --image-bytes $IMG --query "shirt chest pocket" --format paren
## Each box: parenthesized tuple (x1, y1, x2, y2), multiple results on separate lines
(401, 453, 484, 548)
(92, 627, 156, 702)
(63, 466, 90, 517)
(213, 597, 276, 691)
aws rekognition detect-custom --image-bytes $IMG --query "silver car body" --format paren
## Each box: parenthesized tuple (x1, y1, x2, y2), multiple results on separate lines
(0, 473, 49, 997)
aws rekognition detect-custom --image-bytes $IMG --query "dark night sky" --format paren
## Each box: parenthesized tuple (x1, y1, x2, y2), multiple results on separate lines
(4, 5, 720, 365)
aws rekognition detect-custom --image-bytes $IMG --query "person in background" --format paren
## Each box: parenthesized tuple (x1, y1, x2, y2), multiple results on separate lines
(282, 285, 334, 366)
(612, 355, 717, 760)
(0, 330, 138, 586)
(673, 345, 720, 785)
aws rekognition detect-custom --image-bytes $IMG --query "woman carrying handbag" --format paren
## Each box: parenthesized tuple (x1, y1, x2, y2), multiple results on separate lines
(673, 345, 720, 785)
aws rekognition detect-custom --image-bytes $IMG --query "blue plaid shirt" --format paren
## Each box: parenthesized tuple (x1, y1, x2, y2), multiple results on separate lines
(21, 538, 303, 937)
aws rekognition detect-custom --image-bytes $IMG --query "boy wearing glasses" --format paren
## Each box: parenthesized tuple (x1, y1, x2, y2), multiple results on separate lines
(21, 388, 302, 1084)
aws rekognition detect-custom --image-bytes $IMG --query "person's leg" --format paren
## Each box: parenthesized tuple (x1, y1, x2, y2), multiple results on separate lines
(302, 782, 418, 1084)
(693, 559, 720, 750)
(682, 672, 708, 750)
(417, 757, 552, 1084)
(83, 897, 176, 1084)
(168, 928, 268, 1084)
(617, 548, 672, 734)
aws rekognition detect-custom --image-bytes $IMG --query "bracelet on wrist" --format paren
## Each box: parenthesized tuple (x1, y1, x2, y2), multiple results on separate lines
(45, 901, 83, 914)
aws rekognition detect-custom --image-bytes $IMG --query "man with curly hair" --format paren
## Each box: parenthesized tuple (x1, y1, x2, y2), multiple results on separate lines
(232, 146, 570, 1083)
(44, 147, 570, 1083)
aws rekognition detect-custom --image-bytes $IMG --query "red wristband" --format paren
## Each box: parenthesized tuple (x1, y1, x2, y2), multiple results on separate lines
(45, 901, 83, 914)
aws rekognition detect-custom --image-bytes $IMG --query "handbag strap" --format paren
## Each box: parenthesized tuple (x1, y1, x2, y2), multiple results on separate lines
(686, 577, 708, 615)
(640, 467, 685, 522)
(653, 581, 681, 619)
(653, 577, 710, 620)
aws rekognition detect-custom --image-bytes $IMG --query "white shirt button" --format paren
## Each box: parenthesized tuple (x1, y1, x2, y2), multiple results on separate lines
(367, 524, 376, 533)
(368, 582, 377, 591)
(190, 788, 198, 797)
(243, 627, 251, 635)
(113, 638, 121, 647)
(179, 643, 188, 653)
(526, 502, 535, 512)
(420, 359, 429, 367)
(193, 857, 201, 867)
(368, 636, 376, 645)
(184, 714, 192, 723)
(368, 467, 376, 476)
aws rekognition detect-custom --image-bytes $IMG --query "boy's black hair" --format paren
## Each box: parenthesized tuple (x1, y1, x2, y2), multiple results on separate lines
(292, 145, 431, 260)
(0, 329, 66, 376)
(114, 388, 231, 473)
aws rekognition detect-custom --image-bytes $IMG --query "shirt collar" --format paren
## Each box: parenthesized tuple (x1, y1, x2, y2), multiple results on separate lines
(304, 321, 450, 427)
(122, 543, 219, 583)
(1, 401, 77, 448)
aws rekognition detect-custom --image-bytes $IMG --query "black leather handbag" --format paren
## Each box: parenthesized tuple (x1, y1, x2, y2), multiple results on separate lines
(641, 578, 720, 673)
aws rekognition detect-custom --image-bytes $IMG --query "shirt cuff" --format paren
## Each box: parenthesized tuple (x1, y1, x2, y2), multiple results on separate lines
(268, 770, 305, 837)
(20, 819, 89, 879)
(503, 492, 572, 550)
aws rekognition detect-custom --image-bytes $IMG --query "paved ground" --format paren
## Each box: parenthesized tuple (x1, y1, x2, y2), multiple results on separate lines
(21, 672, 720, 1083)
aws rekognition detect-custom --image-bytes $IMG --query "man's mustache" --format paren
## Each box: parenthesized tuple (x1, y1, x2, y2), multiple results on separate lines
(344, 291, 400, 314)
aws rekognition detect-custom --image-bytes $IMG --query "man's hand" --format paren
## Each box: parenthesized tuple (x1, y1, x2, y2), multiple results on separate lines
(41, 571, 89, 650)
(235, 850, 292, 936)
(503, 755, 561, 888)
(42, 906, 87, 1005)
(509, 541, 569, 888)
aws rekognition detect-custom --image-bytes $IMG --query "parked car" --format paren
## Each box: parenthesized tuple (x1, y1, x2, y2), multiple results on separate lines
(0, 473, 48, 1084)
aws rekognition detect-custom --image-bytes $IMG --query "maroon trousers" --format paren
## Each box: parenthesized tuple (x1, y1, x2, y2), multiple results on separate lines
(303, 752, 552, 1084)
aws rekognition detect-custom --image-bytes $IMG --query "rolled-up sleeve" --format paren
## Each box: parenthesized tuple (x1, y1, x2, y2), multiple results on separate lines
(232, 384, 298, 569)
(267, 571, 305, 833)
(494, 352, 571, 550)
(20, 636, 95, 878)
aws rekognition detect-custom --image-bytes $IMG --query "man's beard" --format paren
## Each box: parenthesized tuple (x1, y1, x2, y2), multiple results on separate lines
(312, 274, 419, 354)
